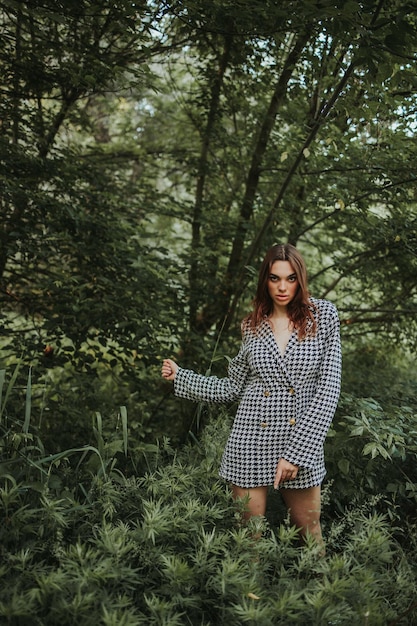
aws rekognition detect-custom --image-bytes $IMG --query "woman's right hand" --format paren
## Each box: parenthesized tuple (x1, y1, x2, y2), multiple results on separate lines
(161, 359, 179, 381)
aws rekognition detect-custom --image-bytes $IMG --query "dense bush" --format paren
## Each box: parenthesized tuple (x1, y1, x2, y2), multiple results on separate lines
(1, 367, 417, 625)
(325, 393, 417, 524)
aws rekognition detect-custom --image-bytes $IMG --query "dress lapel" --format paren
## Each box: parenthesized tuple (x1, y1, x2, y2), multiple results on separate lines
(283, 331, 298, 358)
(261, 321, 294, 383)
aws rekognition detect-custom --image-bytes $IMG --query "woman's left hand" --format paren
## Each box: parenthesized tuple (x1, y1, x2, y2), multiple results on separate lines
(274, 458, 299, 489)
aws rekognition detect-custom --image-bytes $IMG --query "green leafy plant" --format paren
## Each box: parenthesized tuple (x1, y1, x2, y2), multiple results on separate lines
(1, 370, 417, 625)
(325, 393, 417, 525)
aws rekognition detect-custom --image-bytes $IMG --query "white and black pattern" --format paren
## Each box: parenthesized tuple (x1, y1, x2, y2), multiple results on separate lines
(174, 298, 342, 489)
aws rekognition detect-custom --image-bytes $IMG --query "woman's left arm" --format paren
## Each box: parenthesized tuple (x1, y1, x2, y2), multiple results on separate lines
(282, 304, 342, 470)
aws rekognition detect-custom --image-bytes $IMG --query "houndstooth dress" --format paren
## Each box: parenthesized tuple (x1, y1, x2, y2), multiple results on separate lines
(174, 298, 342, 489)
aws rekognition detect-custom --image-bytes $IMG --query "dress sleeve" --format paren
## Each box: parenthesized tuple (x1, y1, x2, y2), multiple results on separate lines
(283, 303, 342, 469)
(173, 339, 250, 404)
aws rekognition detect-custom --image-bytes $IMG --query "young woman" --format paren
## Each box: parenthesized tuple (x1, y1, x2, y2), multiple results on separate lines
(162, 243, 341, 547)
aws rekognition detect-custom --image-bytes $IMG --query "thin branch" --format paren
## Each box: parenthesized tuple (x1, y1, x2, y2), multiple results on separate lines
(244, 61, 356, 268)
(338, 308, 417, 314)
(189, 28, 234, 328)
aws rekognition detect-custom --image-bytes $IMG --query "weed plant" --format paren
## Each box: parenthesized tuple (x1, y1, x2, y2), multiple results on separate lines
(1, 369, 417, 625)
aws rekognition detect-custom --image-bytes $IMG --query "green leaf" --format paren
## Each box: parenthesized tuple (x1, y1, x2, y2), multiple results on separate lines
(120, 405, 128, 457)
(22, 367, 32, 434)
(337, 458, 350, 475)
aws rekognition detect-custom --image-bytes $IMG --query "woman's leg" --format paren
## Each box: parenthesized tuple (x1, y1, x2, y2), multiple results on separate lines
(231, 484, 268, 521)
(280, 485, 324, 547)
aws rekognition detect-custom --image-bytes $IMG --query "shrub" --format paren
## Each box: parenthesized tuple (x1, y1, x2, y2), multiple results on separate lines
(1, 371, 417, 625)
(325, 393, 417, 526)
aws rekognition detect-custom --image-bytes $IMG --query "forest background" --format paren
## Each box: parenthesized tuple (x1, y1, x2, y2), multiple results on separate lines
(1, 1, 417, 624)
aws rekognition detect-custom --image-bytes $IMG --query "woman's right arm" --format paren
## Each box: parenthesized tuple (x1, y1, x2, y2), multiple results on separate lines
(161, 342, 250, 404)
(161, 359, 178, 381)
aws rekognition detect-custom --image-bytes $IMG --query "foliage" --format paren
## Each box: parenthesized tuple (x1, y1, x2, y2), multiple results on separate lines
(0, 0, 188, 444)
(341, 344, 417, 411)
(1, 0, 417, 452)
(149, 0, 417, 342)
(1, 370, 417, 625)
(1, 3, 417, 621)
(326, 392, 417, 524)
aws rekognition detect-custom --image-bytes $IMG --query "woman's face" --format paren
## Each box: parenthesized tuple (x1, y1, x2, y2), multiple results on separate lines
(267, 260, 299, 310)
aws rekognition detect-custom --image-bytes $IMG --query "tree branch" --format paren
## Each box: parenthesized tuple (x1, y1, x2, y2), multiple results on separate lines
(189, 28, 234, 329)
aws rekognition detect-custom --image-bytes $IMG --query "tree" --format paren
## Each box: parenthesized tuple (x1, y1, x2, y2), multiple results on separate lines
(1, 0, 416, 444)
(0, 0, 187, 443)
(145, 0, 417, 351)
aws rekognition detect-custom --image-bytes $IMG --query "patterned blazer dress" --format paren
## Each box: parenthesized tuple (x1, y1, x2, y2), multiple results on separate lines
(174, 298, 342, 489)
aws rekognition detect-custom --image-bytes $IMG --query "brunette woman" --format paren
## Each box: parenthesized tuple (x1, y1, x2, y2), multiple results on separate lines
(162, 243, 341, 546)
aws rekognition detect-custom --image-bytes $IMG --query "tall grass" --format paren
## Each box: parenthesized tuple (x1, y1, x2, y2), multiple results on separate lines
(1, 368, 417, 625)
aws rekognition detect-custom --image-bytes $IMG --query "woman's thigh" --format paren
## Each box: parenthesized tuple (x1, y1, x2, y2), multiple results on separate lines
(231, 484, 268, 519)
(280, 485, 322, 533)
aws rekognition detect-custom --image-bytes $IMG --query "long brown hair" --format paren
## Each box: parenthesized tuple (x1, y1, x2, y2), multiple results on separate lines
(244, 243, 317, 340)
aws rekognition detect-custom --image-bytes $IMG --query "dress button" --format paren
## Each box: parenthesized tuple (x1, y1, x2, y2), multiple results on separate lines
(260, 422, 268, 428)
(289, 418, 296, 426)
(289, 387, 295, 395)
(264, 390, 270, 397)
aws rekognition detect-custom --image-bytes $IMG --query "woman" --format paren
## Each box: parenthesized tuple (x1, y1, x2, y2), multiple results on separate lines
(162, 243, 341, 547)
